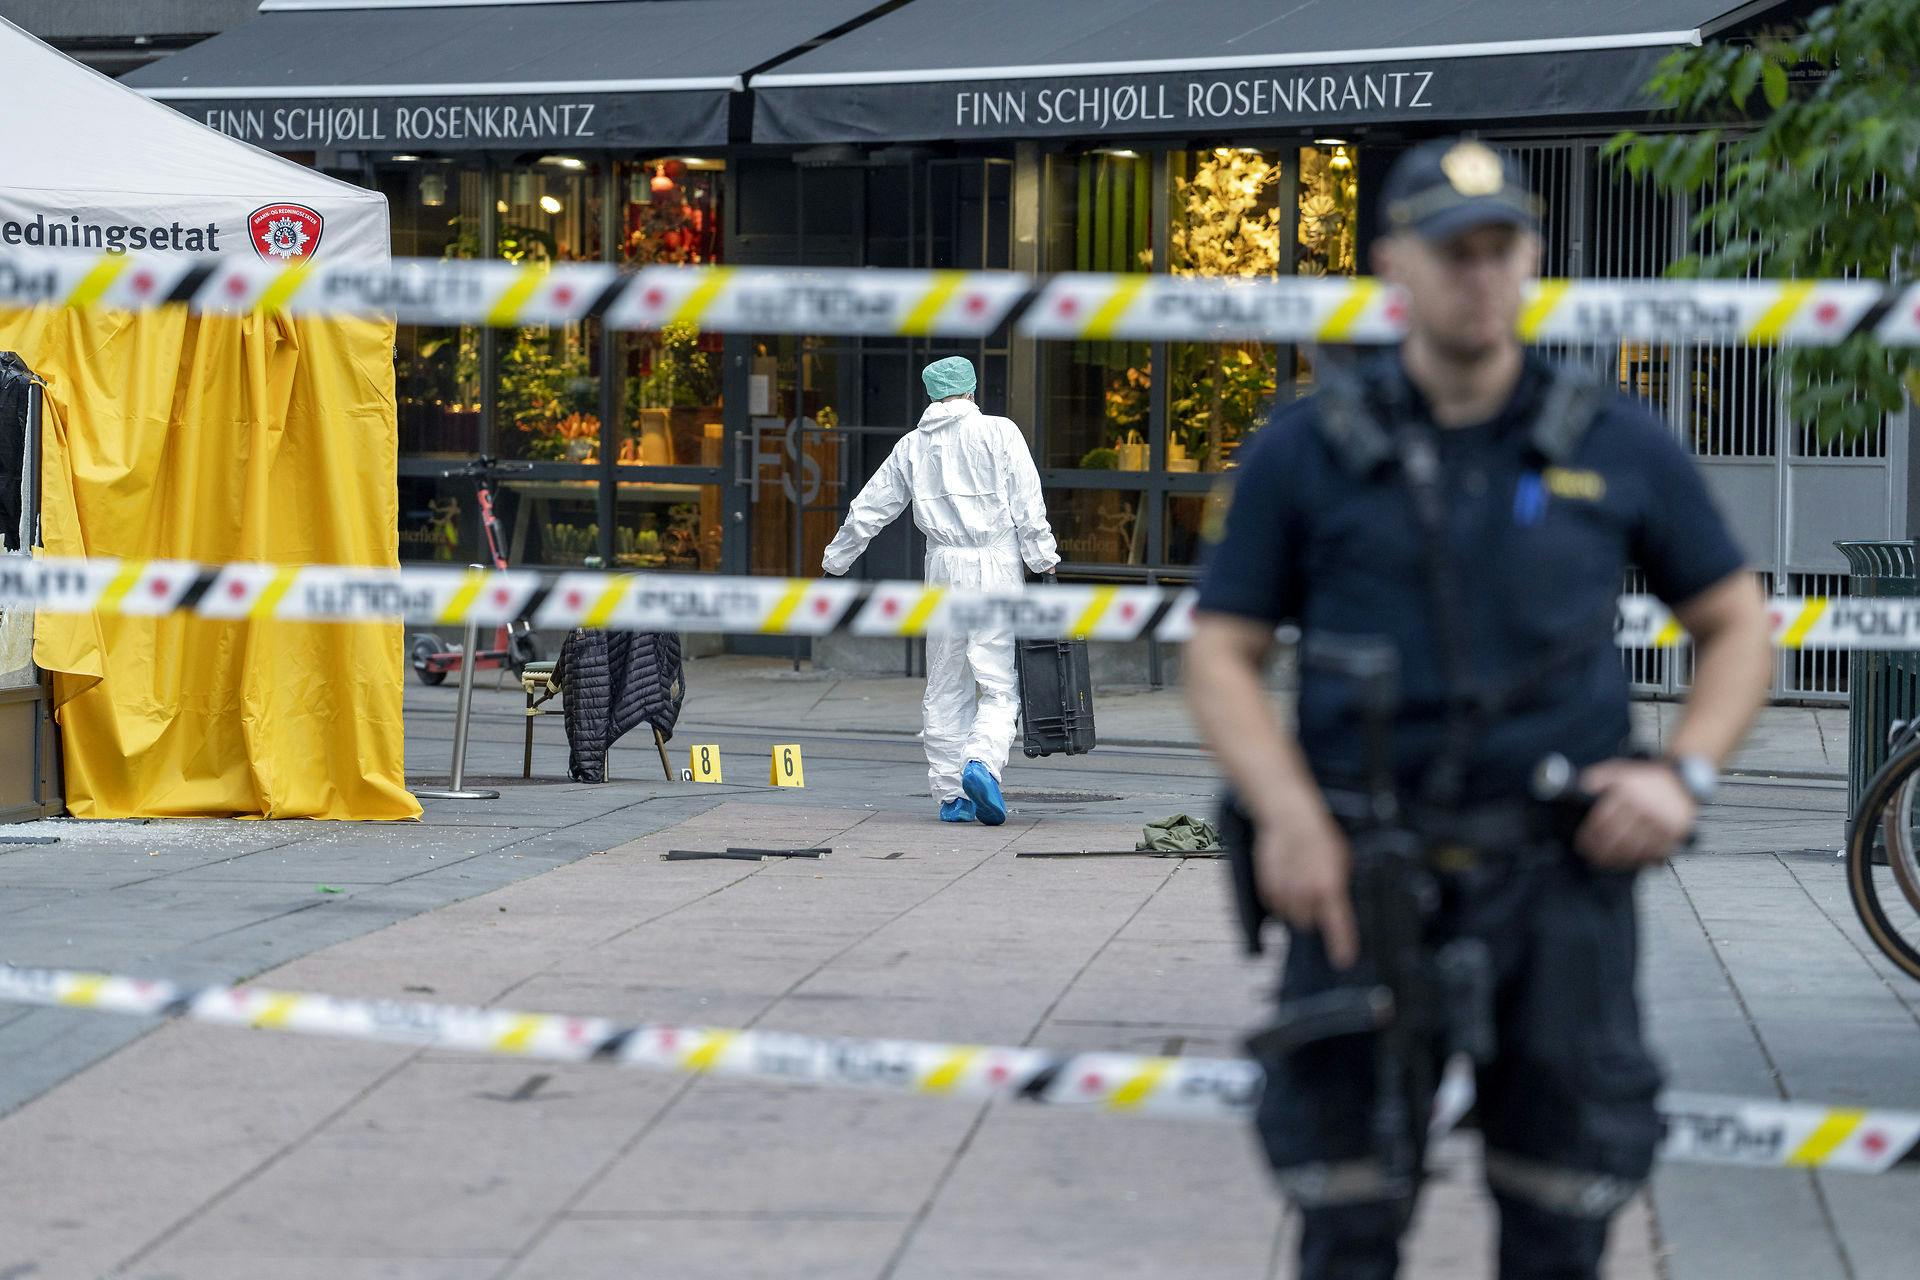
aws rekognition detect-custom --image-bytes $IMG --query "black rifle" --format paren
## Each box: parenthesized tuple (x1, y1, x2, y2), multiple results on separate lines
(1223, 638, 1497, 1205)
(1223, 639, 1630, 1206)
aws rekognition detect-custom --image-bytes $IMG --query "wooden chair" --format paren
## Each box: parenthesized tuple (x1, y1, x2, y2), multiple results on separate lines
(520, 660, 674, 781)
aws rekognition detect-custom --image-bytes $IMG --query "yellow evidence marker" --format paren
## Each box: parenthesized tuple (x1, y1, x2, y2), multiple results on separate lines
(770, 744, 805, 788)
(689, 744, 723, 783)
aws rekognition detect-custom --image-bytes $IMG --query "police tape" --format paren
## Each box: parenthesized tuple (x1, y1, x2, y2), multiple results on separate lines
(3, 248, 1919, 346)
(0, 558, 1190, 640)
(1, 964, 1914, 1173)
(2, 557, 1917, 650)
(0, 964, 1258, 1122)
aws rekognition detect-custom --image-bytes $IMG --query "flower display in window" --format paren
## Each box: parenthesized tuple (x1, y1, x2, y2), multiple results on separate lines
(520, 410, 601, 463)
(1168, 149, 1285, 279)
(1297, 145, 1359, 277)
(1165, 150, 1288, 470)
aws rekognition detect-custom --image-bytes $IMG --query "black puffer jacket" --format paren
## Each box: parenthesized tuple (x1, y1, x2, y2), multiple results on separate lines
(555, 629, 685, 783)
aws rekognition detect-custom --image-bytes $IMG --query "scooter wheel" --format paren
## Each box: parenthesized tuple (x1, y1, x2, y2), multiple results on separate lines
(409, 633, 450, 686)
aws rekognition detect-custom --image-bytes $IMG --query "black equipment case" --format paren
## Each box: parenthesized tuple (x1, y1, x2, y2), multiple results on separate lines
(1015, 639, 1097, 758)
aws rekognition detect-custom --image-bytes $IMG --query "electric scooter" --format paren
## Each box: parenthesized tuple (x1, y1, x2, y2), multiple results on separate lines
(409, 456, 543, 685)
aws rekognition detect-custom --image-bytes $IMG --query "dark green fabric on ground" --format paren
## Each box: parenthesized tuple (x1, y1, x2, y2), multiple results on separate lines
(1138, 814, 1221, 852)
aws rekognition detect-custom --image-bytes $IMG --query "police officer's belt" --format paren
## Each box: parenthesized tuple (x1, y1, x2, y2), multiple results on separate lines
(1322, 789, 1557, 865)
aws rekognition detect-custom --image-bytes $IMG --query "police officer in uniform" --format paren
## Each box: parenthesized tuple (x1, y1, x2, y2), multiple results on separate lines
(1184, 140, 1773, 1277)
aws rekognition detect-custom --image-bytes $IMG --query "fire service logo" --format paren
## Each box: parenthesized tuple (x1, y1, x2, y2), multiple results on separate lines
(248, 203, 324, 263)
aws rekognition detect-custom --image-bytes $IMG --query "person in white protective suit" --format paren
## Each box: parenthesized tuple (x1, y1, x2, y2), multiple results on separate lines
(822, 356, 1060, 825)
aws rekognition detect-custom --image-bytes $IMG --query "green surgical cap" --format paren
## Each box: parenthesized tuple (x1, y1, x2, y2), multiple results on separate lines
(921, 356, 977, 399)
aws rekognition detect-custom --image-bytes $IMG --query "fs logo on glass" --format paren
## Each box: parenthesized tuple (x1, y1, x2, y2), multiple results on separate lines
(248, 203, 324, 263)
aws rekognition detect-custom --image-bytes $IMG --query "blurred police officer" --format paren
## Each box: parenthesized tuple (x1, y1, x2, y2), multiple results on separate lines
(1184, 139, 1772, 1278)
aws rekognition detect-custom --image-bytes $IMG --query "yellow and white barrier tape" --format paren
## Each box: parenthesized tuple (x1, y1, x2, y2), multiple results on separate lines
(0, 558, 1910, 650)
(1, 965, 1913, 1171)
(0, 965, 1255, 1122)
(1660, 1093, 1920, 1174)
(0, 557, 1190, 639)
(4, 249, 1919, 345)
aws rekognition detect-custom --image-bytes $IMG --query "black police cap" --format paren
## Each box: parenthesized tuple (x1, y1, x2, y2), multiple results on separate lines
(1377, 139, 1542, 241)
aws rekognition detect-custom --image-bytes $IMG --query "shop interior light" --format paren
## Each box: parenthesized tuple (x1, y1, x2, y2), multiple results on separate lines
(389, 154, 421, 163)
(539, 194, 563, 215)
(539, 155, 586, 169)
(495, 198, 509, 215)
(1213, 147, 1234, 158)
(1314, 137, 1348, 146)
(650, 162, 675, 194)
(677, 156, 725, 170)
(418, 171, 446, 207)
(1330, 145, 1353, 171)
(1094, 148, 1139, 158)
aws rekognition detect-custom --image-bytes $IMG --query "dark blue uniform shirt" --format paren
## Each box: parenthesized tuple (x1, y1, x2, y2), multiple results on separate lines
(1196, 351, 1746, 803)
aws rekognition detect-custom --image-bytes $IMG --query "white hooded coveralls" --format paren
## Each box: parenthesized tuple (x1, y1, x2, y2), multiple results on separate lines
(822, 399, 1060, 801)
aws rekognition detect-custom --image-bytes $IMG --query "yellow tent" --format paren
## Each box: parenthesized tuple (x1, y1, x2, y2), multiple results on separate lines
(0, 19, 417, 819)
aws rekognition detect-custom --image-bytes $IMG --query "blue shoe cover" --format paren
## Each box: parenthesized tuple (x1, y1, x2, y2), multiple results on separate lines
(939, 797, 977, 823)
(962, 761, 1006, 826)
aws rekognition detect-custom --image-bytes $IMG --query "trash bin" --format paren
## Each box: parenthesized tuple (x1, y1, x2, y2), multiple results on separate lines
(1836, 540, 1920, 822)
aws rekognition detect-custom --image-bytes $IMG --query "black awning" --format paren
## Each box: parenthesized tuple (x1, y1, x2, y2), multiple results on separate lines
(751, 0, 1795, 144)
(123, 0, 888, 151)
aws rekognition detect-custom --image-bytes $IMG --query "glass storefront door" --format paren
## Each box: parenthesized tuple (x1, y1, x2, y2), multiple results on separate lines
(735, 334, 853, 580)
(722, 157, 1013, 588)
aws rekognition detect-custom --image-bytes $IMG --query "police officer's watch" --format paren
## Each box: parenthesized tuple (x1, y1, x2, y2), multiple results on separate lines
(1666, 754, 1719, 806)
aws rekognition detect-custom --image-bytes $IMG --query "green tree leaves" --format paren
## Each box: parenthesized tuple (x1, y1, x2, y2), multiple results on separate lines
(1761, 56, 1790, 109)
(1611, 0, 1920, 443)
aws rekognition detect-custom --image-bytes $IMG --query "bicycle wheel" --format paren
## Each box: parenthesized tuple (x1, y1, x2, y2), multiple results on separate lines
(1847, 743, 1920, 981)
(1880, 773, 1920, 917)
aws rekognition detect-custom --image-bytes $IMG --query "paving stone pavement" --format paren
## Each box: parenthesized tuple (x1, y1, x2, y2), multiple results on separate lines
(0, 801, 1659, 1280)
(0, 661, 1912, 1277)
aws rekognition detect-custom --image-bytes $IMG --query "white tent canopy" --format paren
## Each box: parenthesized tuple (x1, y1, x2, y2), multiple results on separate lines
(0, 15, 387, 263)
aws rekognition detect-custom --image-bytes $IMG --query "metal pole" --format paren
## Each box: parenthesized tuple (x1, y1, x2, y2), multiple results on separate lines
(416, 566, 500, 801)
(791, 417, 804, 673)
(23, 378, 41, 551)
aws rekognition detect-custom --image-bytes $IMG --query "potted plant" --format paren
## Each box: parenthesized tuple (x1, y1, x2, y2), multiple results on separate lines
(541, 522, 598, 565)
(627, 321, 721, 463)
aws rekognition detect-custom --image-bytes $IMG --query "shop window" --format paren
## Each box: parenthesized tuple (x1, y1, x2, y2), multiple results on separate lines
(1291, 142, 1362, 393)
(492, 158, 606, 467)
(615, 158, 725, 470)
(1166, 148, 1290, 473)
(491, 480, 723, 573)
(382, 163, 485, 457)
(1041, 150, 1152, 469)
(1295, 144, 1359, 278)
(612, 484, 724, 573)
(398, 475, 464, 565)
(1045, 487, 1144, 566)
(397, 471, 526, 568)
(745, 335, 850, 577)
(598, 158, 730, 574)
(1164, 489, 1233, 568)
